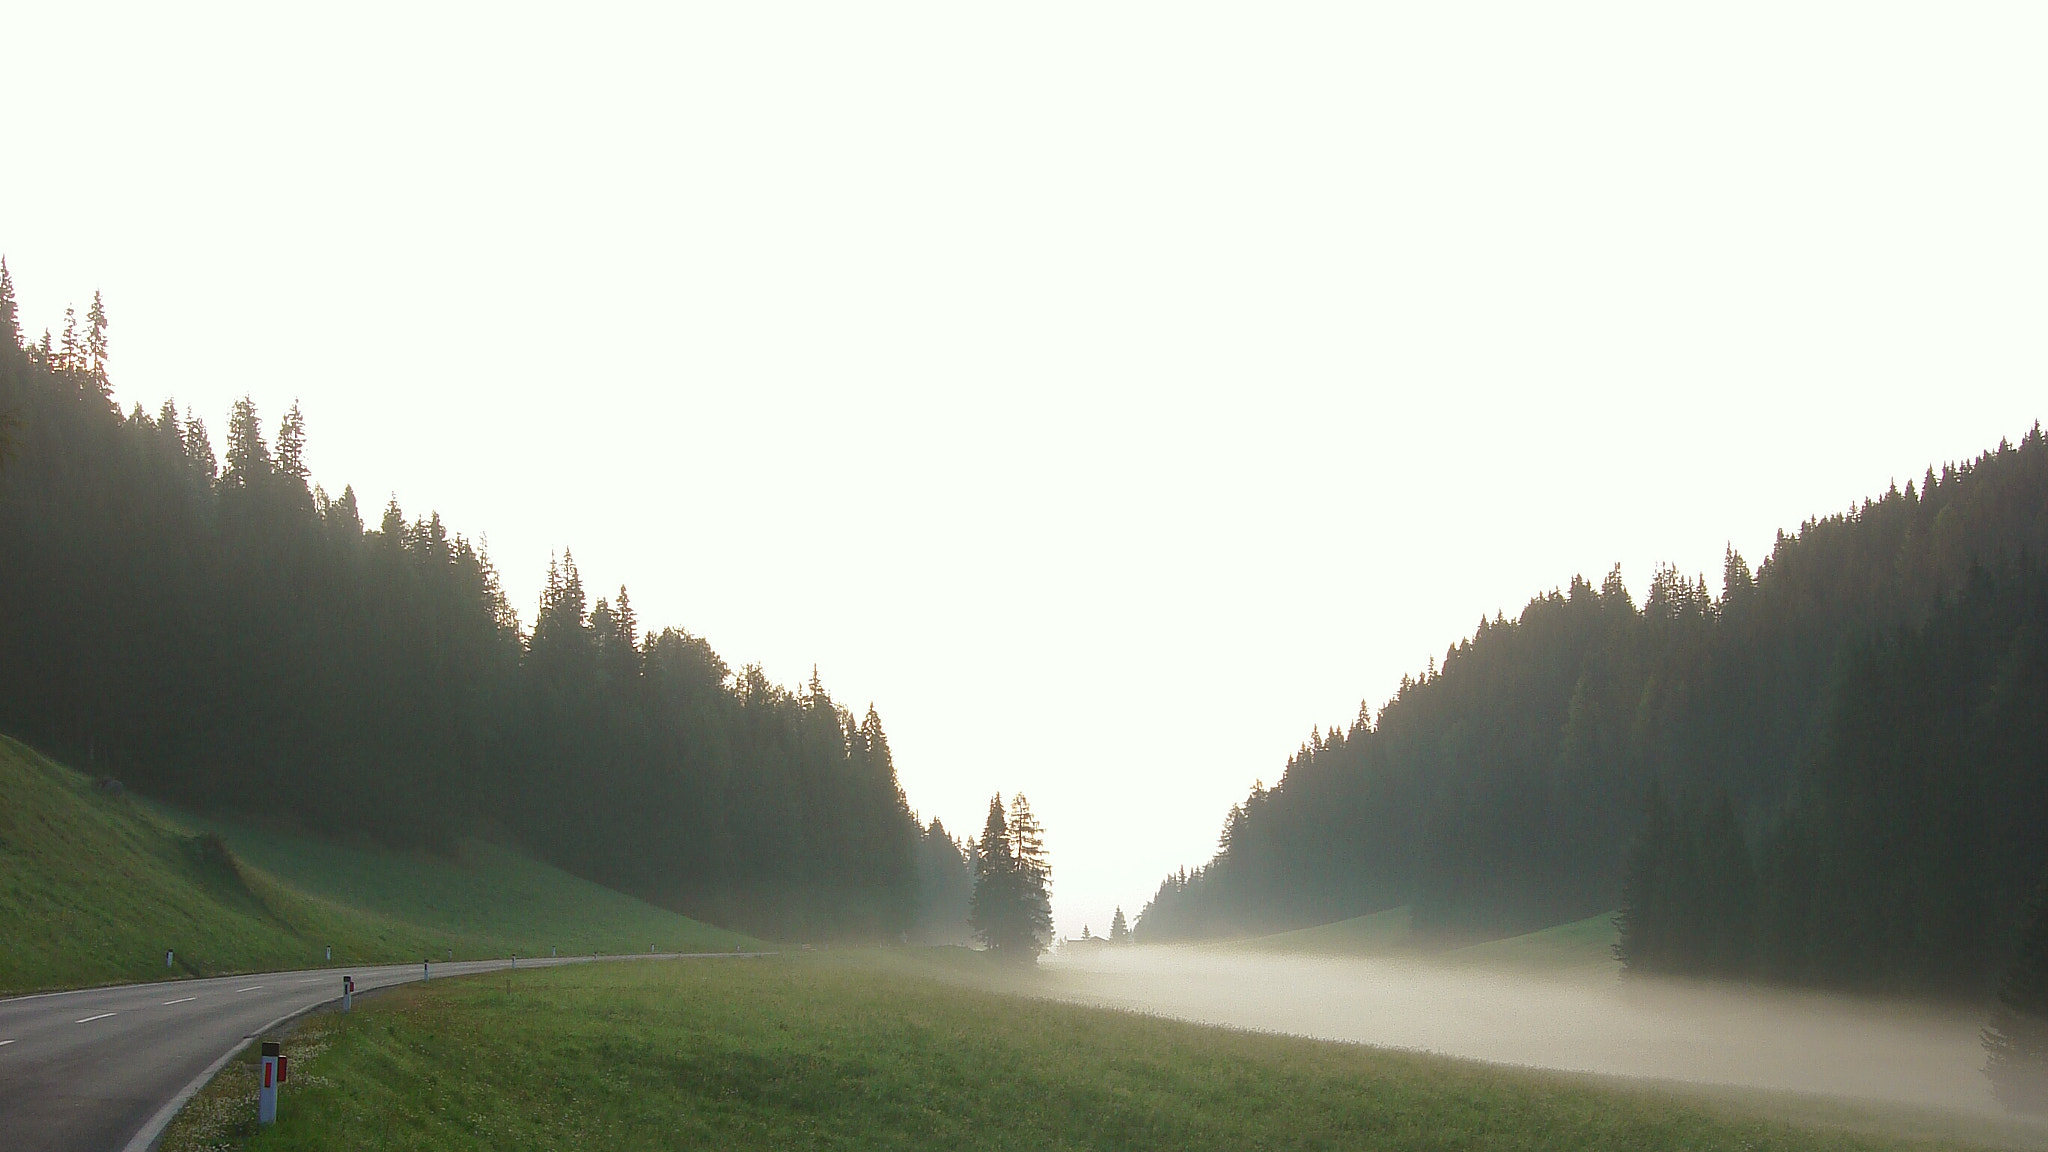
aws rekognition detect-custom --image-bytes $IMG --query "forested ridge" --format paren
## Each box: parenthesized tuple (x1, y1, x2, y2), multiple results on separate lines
(0, 265, 935, 941)
(1139, 420, 2048, 995)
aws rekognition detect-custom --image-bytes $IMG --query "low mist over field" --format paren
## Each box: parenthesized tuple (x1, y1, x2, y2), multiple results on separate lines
(1040, 948, 1996, 1116)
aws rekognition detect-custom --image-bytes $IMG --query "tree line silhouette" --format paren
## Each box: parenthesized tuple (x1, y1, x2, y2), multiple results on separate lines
(0, 264, 934, 941)
(1139, 419, 2048, 996)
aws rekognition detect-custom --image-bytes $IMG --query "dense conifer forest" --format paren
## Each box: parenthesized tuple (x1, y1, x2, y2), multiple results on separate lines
(1139, 421, 2048, 995)
(0, 265, 938, 941)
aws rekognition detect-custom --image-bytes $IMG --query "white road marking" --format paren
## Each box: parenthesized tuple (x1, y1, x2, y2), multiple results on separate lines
(163, 997, 198, 1005)
(234, 986, 263, 993)
(75, 1013, 117, 1024)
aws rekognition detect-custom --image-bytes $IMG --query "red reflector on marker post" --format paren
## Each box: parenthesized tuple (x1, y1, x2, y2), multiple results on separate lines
(259, 1041, 281, 1124)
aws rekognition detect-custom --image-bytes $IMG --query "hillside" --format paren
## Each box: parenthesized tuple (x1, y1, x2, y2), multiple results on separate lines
(1139, 427, 2048, 995)
(0, 735, 751, 995)
(1207, 906, 1619, 976)
(0, 272, 923, 942)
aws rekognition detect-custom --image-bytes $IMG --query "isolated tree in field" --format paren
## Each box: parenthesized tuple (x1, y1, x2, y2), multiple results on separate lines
(1986, 878, 2048, 1113)
(1109, 906, 1129, 944)
(1007, 793, 1054, 952)
(970, 794, 1053, 962)
(970, 795, 1017, 954)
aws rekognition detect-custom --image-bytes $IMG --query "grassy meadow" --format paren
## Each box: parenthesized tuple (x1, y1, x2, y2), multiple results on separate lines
(0, 735, 752, 994)
(161, 952, 2002, 1152)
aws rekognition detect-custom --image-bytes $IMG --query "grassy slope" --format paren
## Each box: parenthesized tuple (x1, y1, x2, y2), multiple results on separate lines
(0, 736, 752, 994)
(1446, 912, 1620, 974)
(1214, 905, 1418, 955)
(161, 809, 754, 960)
(162, 953, 1992, 1152)
(1217, 906, 1621, 976)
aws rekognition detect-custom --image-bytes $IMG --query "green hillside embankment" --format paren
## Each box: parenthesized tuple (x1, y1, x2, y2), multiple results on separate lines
(0, 735, 754, 995)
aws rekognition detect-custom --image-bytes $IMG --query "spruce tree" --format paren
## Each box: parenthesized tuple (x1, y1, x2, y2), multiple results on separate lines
(222, 396, 272, 487)
(276, 401, 308, 485)
(1110, 905, 1129, 944)
(58, 306, 78, 375)
(85, 290, 109, 397)
(1614, 784, 1674, 972)
(969, 794, 1052, 962)
(1986, 878, 2048, 1113)
(969, 794, 1015, 955)
(0, 257, 18, 350)
(1008, 793, 1054, 957)
(182, 409, 218, 485)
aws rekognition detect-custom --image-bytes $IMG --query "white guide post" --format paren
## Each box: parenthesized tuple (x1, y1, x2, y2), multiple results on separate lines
(342, 974, 354, 1012)
(258, 1042, 281, 1124)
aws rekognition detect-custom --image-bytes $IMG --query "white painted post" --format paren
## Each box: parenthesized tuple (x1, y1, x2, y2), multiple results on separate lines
(258, 1042, 280, 1124)
(165, 949, 173, 969)
(325, 945, 331, 961)
(551, 947, 556, 957)
(342, 975, 354, 1012)
(423, 960, 430, 981)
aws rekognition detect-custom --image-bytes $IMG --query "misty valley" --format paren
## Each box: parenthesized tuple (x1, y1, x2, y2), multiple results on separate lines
(6, 1, 2048, 1135)
(4, 262, 2048, 1150)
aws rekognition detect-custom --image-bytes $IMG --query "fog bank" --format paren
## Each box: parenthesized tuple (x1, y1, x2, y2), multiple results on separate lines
(1039, 948, 1995, 1116)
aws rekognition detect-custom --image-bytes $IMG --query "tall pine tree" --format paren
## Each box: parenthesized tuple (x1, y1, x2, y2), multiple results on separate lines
(1986, 878, 2048, 1113)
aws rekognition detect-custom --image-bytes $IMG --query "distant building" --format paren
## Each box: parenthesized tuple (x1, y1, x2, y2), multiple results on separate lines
(1058, 926, 1113, 953)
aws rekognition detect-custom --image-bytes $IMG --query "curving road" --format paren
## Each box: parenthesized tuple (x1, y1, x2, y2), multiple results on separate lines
(0, 952, 750, 1152)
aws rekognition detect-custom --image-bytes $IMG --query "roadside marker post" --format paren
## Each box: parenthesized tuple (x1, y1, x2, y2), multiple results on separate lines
(258, 1042, 281, 1124)
(423, 960, 430, 981)
(164, 949, 173, 969)
(325, 946, 331, 960)
(342, 975, 354, 1012)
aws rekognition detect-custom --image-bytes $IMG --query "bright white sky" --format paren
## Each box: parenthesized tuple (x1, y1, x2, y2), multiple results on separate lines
(4, 3, 2044, 939)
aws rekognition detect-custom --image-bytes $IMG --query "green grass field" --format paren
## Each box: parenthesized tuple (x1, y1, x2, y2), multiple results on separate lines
(0, 736, 753, 994)
(159, 953, 1996, 1152)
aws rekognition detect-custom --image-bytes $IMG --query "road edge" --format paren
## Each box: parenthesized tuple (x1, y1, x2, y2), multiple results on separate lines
(121, 995, 338, 1152)
(116, 952, 773, 1151)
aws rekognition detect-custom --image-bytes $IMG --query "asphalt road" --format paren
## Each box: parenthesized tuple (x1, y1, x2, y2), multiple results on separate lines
(0, 952, 744, 1152)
